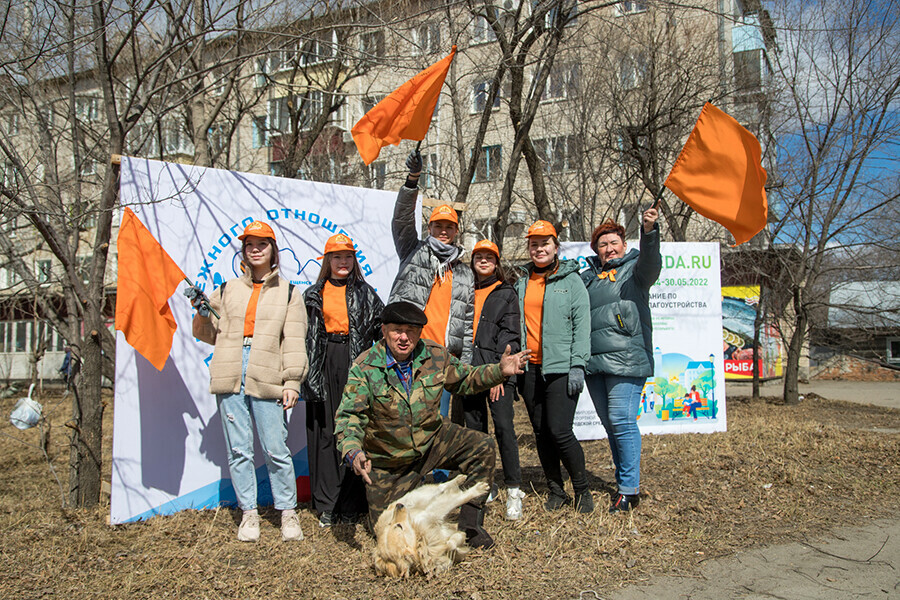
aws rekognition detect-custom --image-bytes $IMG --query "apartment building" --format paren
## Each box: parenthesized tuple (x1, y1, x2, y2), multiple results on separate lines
(0, 0, 774, 382)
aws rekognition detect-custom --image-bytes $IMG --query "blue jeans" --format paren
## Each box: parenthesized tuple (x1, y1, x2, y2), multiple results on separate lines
(585, 374, 645, 496)
(218, 346, 297, 511)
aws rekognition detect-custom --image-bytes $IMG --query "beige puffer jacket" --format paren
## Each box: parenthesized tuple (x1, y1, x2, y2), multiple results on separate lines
(193, 269, 308, 398)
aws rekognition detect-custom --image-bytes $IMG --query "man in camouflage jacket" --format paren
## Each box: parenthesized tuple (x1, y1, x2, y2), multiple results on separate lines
(335, 301, 530, 548)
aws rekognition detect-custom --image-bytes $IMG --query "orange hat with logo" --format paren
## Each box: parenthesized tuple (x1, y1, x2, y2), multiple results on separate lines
(472, 239, 500, 259)
(318, 233, 356, 259)
(238, 220, 276, 241)
(525, 220, 558, 238)
(428, 204, 459, 225)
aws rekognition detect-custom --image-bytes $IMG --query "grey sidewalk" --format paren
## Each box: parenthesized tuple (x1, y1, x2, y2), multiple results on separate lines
(727, 380, 900, 410)
(608, 518, 900, 600)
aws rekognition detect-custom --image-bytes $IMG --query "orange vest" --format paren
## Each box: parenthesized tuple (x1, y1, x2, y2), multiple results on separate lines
(473, 280, 501, 339)
(322, 281, 350, 334)
(422, 272, 453, 346)
(523, 273, 546, 364)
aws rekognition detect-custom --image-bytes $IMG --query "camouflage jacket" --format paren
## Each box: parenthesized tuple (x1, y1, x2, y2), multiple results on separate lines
(335, 338, 504, 468)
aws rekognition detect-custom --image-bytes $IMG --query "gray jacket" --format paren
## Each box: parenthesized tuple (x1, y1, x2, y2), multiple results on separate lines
(580, 224, 661, 378)
(388, 185, 474, 363)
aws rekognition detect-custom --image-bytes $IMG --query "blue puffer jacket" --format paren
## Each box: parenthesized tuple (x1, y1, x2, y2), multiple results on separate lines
(580, 225, 661, 378)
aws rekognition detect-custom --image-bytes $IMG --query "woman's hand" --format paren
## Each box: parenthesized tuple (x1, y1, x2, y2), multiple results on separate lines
(489, 384, 505, 403)
(282, 389, 299, 410)
(642, 207, 659, 233)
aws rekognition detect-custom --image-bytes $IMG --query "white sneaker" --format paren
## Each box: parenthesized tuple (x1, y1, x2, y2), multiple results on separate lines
(237, 510, 260, 542)
(280, 510, 303, 542)
(506, 488, 525, 521)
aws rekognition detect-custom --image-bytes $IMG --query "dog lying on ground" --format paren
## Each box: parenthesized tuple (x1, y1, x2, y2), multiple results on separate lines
(374, 475, 490, 578)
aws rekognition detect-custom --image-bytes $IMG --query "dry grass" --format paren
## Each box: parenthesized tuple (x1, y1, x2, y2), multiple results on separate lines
(1, 391, 898, 600)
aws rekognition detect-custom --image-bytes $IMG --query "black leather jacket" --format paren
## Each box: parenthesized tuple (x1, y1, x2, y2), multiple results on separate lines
(302, 277, 384, 403)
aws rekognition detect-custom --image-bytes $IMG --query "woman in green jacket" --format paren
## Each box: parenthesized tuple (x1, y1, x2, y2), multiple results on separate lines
(514, 220, 593, 512)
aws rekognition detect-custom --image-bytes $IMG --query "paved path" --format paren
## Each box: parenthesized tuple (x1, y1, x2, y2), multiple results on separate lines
(609, 381, 899, 600)
(727, 380, 900, 410)
(608, 519, 900, 600)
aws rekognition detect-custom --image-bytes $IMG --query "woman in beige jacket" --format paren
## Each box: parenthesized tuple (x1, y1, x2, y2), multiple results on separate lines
(190, 220, 308, 543)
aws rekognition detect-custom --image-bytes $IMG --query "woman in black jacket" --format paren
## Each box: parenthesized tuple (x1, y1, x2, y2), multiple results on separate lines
(460, 239, 525, 520)
(303, 233, 384, 526)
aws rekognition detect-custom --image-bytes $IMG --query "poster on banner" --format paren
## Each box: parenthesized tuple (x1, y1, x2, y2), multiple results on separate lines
(111, 158, 405, 525)
(722, 285, 783, 379)
(560, 242, 726, 440)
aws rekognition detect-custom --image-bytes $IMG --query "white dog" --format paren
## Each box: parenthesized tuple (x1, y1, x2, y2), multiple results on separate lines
(373, 475, 490, 578)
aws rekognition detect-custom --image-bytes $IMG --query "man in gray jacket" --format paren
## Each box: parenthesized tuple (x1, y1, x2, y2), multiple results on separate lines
(388, 150, 474, 365)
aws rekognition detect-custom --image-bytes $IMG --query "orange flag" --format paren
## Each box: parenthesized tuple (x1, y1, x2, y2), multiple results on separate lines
(115, 207, 186, 371)
(352, 46, 457, 165)
(664, 102, 768, 245)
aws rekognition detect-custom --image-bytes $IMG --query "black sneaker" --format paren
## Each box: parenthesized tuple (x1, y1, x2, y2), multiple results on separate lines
(318, 511, 334, 528)
(609, 493, 640, 514)
(574, 490, 594, 513)
(544, 492, 572, 511)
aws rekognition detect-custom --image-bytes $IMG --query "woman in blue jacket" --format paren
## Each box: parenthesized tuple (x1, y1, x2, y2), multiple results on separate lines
(581, 208, 660, 513)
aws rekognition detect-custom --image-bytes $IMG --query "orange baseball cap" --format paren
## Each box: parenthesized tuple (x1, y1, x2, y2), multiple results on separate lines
(428, 204, 459, 225)
(472, 239, 500, 259)
(238, 220, 276, 241)
(318, 233, 356, 259)
(525, 220, 558, 238)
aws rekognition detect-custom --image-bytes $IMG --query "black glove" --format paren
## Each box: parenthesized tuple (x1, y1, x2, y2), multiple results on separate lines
(567, 366, 585, 397)
(406, 149, 423, 175)
(183, 285, 210, 318)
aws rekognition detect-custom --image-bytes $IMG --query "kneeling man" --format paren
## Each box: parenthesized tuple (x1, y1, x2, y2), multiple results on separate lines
(335, 301, 529, 548)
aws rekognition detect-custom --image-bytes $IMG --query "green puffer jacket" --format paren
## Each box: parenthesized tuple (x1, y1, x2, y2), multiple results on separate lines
(334, 339, 504, 468)
(513, 259, 590, 375)
(580, 225, 661, 378)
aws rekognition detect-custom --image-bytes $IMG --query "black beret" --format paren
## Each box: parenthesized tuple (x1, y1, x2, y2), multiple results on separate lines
(381, 301, 427, 326)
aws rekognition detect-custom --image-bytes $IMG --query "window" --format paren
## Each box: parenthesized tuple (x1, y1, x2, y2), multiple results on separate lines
(300, 31, 338, 66)
(472, 13, 497, 44)
(208, 123, 228, 155)
(473, 145, 502, 182)
(616, 1, 647, 15)
(6, 267, 19, 287)
(472, 80, 501, 113)
(421, 152, 438, 189)
(15, 321, 28, 352)
(888, 338, 900, 364)
(3, 113, 19, 136)
(361, 31, 385, 58)
(269, 92, 322, 134)
(620, 51, 647, 90)
(39, 104, 54, 129)
(252, 115, 268, 148)
(255, 57, 269, 88)
(162, 122, 194, 156)
(75, 97, 100, 122)
(734, 49, 762, 91)
(210, 71, 227, 97)
(541, 63, 580, 101)
(534, 135, 581, 173)
(1, 162, 16, 187)
(37, 260, 51, 283)
(369, 161, 386, 189)
(413, 24, 441, 55)
(539, 0, 578, 29)
(78, 157, 98, 176)
(0, 322, 5, 352)
(362, 95, 386, 115)
(77, 255, 91, 284)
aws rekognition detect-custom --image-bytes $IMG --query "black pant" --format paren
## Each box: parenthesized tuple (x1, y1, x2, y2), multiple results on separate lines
(461, 381, 522, 487)
(305, 339, 368, 518)
(519, 364, 588, 494)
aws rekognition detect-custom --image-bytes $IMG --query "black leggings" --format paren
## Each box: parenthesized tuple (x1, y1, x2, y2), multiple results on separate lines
(460, 381, 522, 487)
(519, 364, 587, 493)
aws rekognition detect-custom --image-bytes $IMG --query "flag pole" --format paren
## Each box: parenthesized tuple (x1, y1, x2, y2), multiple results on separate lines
(647, 186, 664, 211)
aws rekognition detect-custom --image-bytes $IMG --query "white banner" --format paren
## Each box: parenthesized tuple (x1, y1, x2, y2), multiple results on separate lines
(560, 242, 727, 440)
(111, 158, 405, 524)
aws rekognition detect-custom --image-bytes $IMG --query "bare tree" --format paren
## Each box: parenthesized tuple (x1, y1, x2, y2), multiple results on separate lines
(764, 0, 900, 404)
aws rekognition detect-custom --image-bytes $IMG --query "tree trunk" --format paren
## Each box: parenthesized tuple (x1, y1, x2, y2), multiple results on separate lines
(751, 282, 764, 399)
(68, 327, 104, 508)
(783, 290, 807, 405)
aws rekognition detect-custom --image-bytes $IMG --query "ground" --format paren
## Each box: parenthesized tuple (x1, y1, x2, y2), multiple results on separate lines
(1, 389, 898, 600)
